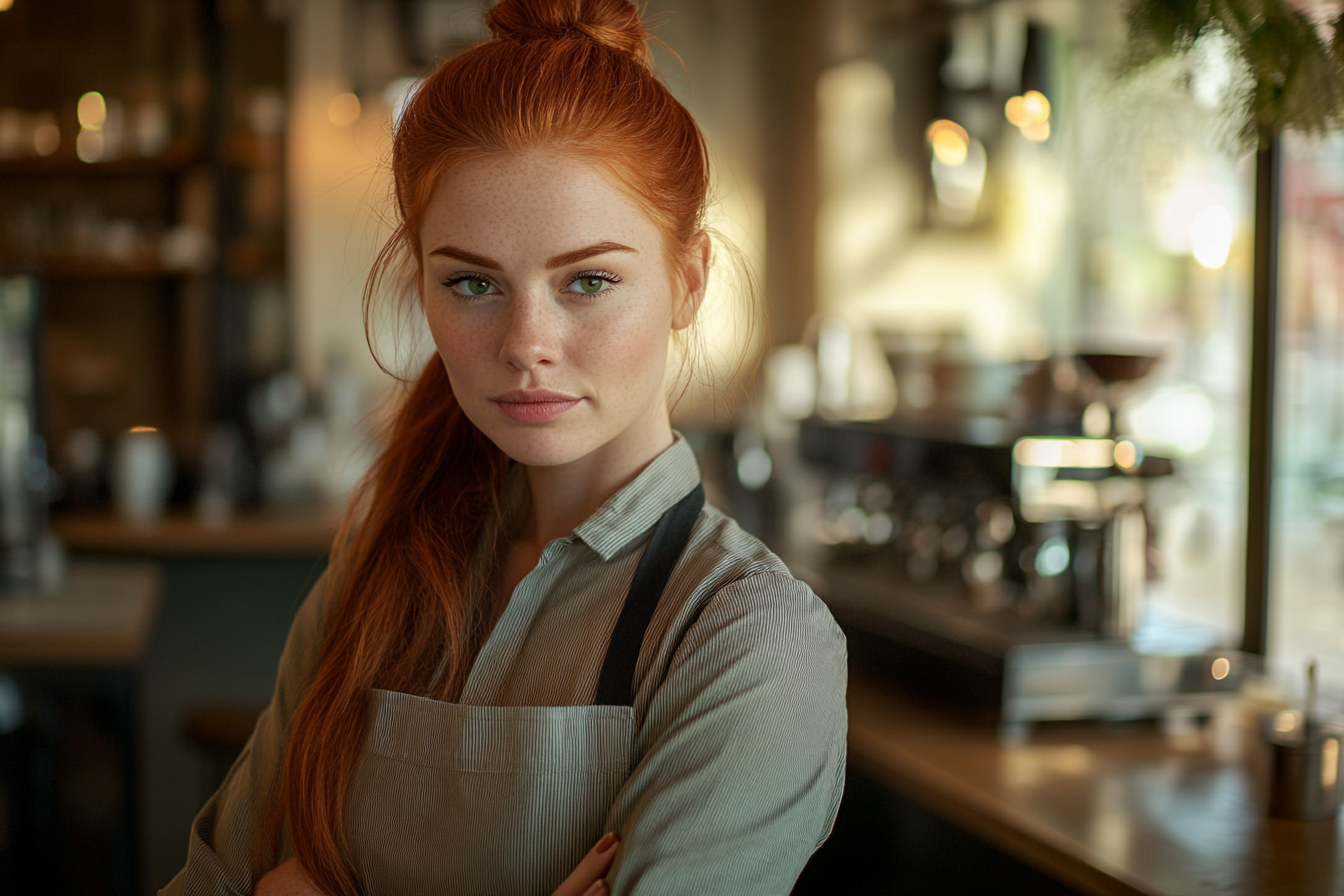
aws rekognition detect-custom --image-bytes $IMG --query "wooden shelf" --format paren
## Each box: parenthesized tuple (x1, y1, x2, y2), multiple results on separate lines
(0, 143, 204, 178)
(2, 260, 203, 280)
(52, 509, 339, 558)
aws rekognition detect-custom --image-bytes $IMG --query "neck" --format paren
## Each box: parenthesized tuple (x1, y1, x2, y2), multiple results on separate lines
(521, 412, 675, 549)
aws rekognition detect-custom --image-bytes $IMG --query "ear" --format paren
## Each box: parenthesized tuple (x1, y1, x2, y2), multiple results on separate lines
(672, 232, 711, 330)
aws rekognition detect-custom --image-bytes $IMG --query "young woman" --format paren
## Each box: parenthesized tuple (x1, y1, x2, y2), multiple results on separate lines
(162, 2, 846, 894)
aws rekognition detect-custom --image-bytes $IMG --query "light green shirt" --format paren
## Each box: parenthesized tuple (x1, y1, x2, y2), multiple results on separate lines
(163, 436, 847, 895)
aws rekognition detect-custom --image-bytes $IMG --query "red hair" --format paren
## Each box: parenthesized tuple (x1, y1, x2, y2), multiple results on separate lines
(280, 3, 713, 894)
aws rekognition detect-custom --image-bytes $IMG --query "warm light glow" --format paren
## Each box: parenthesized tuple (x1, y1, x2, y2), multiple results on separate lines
(33, 123, 59, 156)
(1021, 121, 1051, 142)
(1006, 91, 1051, 141)
(1006, 91, 1051, 127)
(1274, 710, 1300, 734)
(926, 119, 969, 167)
(1210, 657, 1230, 680)
(77, 92, 107, 130)
(1323, 738, 1338, 789)
(128, 426, 159, 433)
(1014, 437, 1117, 469)
(76, 128, 105, 163)
(1113, 440, 1140, 471)
(1020, 91, 1050, 127)
(0, 0, 14, 12)
(1190, 204, 1234, 269)
(327, 92, 362, 127)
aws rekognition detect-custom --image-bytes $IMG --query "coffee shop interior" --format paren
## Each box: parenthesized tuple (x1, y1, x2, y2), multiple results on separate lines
(2, 0, 1344, 892)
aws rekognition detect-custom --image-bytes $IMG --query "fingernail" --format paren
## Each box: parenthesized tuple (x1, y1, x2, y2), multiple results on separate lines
(583, 880, 609, 896)
(597, 831, 619, 851)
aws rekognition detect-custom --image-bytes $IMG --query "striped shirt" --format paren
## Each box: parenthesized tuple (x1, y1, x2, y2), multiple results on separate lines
(162, 436, 848, 895)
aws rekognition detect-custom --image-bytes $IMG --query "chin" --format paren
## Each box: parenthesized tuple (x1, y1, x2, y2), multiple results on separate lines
(477, 422, 601, 468)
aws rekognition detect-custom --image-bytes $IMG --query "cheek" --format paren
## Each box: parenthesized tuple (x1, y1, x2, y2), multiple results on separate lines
(425, 304, 494, 382)
(582, 300, 670, 382)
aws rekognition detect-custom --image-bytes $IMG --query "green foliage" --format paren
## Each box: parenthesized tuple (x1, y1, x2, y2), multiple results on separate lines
(1125, 0, 1344, 143)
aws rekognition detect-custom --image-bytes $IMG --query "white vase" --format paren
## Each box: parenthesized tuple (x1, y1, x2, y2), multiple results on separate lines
(113, 428, 174, 523)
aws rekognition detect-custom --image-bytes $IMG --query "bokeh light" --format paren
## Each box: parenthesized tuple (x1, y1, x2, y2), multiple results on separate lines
(1113, 439, 1140, 471)
(32, 121, 59, 156)
(1129, 383, 1216, 457)
(1021, 121, 1051, 142)
(1189, 204, 1234, 269)
(1005, 90, 1051, 141)
(926, 119, 969, 167)
(327, 92, 362, 127)
(77, 91, 107, 130)
(76, 128, 105, 163)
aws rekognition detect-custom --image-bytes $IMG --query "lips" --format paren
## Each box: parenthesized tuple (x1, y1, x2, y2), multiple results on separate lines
(491, 389, 583, 424)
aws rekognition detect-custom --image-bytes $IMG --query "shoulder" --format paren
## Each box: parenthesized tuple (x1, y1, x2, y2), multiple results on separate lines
(635, 503, 847, 758)
(671, 504, 847, 675)
(676, 503, 804, 592)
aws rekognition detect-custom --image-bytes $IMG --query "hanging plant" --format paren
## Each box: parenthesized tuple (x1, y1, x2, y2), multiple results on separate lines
(1124, 0, 1344, 143)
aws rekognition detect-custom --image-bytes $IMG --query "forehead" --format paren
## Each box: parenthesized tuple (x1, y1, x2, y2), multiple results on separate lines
(419, 151, 662, 259)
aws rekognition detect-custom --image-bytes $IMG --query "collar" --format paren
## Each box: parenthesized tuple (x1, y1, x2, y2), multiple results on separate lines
(572, 434, 702, 561)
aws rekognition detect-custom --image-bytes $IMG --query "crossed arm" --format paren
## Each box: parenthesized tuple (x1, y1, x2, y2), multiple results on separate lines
(254, 835, 621, 896)
(162, 572, 847, 896)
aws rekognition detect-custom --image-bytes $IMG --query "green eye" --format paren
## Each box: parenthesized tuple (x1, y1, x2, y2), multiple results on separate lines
(571, 275, 617, 295)
(464, 278, 493, 296)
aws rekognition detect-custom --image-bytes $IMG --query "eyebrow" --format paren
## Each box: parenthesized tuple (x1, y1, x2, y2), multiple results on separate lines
(427, 241, 637, 271)
(545, 241, 637, 269)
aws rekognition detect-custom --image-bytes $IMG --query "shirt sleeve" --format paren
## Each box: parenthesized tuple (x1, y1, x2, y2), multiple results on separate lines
(603, 571, 848, 896)
(158, 574, 330, 896)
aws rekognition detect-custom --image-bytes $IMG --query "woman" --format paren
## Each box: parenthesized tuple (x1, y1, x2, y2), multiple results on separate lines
(163, 1, 846, 894)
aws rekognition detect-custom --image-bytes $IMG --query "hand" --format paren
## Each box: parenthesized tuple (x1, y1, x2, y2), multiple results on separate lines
(254, 857, 326, 896)
(551, 832, 620, 896)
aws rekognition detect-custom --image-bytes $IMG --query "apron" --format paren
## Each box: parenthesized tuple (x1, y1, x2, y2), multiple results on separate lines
(345, 484, 705, 896)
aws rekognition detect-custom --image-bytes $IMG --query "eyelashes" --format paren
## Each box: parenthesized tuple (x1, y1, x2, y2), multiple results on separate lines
(567, 269, 622, 296)
(439, 269, 624, 299)
(441, 271, 498, 299)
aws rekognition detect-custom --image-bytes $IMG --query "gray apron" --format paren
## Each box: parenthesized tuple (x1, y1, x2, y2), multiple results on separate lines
(345, 485, 705, 896)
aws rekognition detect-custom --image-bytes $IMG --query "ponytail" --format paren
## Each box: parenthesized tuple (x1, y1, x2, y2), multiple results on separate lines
(281, 359, 510, 896)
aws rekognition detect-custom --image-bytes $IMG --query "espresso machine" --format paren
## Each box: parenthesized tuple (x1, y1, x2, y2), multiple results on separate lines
(797, 354, 1246, 740)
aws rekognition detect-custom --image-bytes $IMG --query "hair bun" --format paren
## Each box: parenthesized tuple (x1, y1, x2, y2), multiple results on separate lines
(486, 0, 653, 68)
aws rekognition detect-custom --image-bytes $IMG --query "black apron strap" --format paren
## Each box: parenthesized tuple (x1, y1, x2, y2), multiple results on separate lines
(592, 483, 705, 707)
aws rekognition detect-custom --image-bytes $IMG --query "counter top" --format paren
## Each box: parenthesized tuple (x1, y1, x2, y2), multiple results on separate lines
(0, 561, 162, 665)
(847, 673, 1344, 896)
(52, 509, 339, 557)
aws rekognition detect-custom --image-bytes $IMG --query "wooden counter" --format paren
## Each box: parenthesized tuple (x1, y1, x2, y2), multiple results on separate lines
(52, 509, 338, 557)
(0, 561, 162, 665)
(848, 673, 1344, 896)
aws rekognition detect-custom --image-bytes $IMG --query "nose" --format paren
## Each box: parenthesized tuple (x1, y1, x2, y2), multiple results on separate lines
(498, 292, 560, 372)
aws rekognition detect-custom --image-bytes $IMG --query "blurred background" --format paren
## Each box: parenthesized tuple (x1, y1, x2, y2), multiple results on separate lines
(0, 0, 1342, 893)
